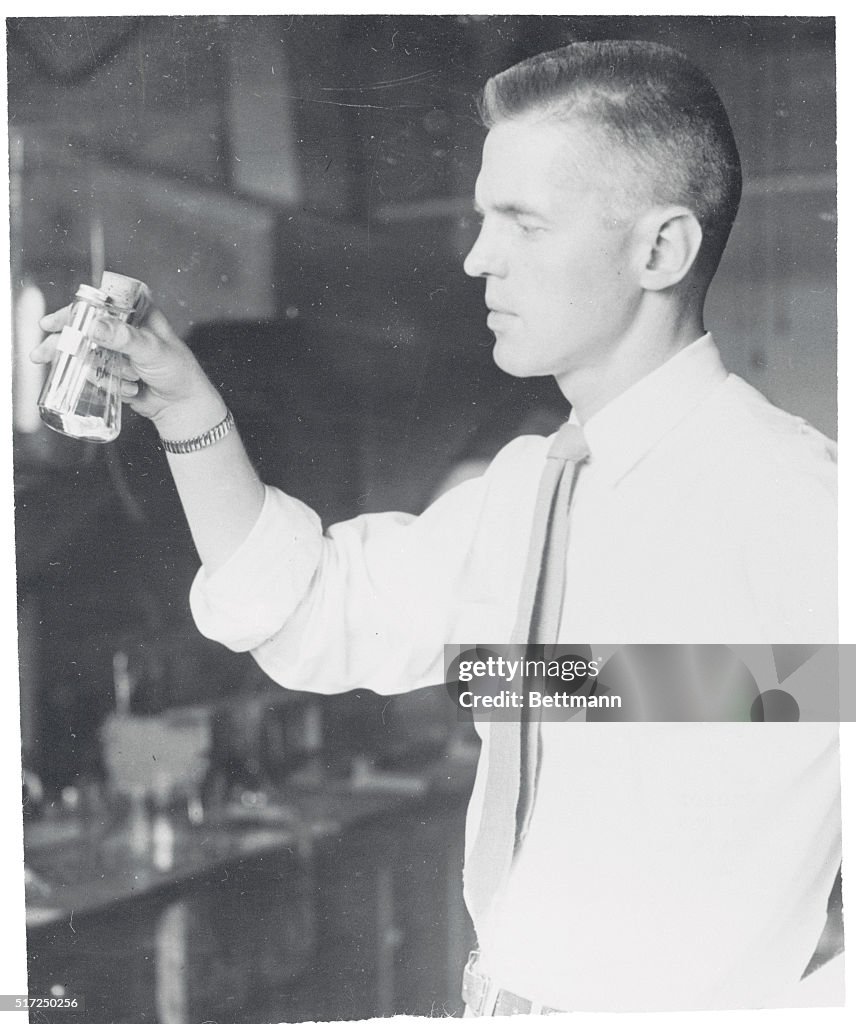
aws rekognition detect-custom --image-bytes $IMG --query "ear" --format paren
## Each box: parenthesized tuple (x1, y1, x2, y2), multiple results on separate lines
(636, 207, 703, 291)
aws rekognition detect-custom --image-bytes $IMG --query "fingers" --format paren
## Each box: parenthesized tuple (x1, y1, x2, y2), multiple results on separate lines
(89, 317, 129, 350)
(31, 297, 199, 418)
(30, 318, 134, 362)
(88, 306, 180, 353)
(29, 336, 58, 364)
(37, 302, 166, 356)
(31, 304, 73, 362)
(38, 304, 73, 333)
(33, 304, 131, 362)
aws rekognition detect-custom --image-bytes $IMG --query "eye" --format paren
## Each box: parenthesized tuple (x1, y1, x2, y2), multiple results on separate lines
(515, 220, 544, 237)
(512, 214, 545, 236)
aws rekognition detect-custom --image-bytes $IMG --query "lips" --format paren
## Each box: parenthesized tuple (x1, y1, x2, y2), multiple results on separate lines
(486, 303, 517, 322)
(485, 299, 515, 316)
(486, 309, 517, 332)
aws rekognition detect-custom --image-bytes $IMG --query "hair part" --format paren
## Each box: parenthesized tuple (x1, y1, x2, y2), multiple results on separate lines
(479, 40, 743, 284)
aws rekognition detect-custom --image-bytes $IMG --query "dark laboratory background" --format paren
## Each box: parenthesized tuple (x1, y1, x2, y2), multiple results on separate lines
(8, 14, 836, 1024)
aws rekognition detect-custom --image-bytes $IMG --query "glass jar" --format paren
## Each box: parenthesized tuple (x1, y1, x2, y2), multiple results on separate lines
(38, 273, 149, 442)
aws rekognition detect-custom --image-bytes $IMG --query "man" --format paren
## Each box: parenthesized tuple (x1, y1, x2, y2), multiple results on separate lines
(34, 40, 840, 1012)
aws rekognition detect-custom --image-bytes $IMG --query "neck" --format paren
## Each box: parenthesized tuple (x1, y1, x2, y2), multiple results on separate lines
(555, 305, 705, 423)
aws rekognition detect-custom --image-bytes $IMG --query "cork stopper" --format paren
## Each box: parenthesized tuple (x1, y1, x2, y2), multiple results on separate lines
(99, 271, 152, 323)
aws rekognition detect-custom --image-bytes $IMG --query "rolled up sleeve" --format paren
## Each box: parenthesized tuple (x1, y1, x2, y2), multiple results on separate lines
(189, 485, 324, 650)
(187, 434, 545, 695)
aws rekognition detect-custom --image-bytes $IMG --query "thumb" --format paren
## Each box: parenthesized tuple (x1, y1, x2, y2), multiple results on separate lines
(145, 306, 184, 346)
(39, 304, 73, 333)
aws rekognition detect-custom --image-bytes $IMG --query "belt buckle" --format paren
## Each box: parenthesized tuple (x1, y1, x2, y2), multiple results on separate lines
(462, 950, 559, 1015)
(462, 950, 498, 1015)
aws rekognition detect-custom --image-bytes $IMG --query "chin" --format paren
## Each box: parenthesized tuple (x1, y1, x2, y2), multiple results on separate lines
(491, 335, 552, 380)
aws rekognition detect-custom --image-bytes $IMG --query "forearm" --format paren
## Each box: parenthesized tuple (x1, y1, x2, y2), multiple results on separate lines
(154, 389, 266, 573)
(34, 299, 282, 582)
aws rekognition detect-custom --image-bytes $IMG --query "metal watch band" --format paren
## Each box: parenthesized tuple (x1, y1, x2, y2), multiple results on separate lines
(160, 409, 235, 455)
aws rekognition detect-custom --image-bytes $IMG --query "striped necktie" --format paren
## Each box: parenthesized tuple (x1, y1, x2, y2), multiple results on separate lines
(464, 423, 589, 928)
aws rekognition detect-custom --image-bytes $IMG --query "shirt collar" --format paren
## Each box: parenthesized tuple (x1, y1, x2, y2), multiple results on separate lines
(569, 333, 728, 485)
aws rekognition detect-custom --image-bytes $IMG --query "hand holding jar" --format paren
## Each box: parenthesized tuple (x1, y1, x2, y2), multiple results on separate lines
(31, 271, 226, 443)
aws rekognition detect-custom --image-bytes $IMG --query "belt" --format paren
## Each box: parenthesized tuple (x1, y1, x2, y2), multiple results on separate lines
(462, 951, 561, 1016)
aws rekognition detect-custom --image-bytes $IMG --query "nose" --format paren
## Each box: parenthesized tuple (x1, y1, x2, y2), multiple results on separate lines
(463, 219, 504, 279)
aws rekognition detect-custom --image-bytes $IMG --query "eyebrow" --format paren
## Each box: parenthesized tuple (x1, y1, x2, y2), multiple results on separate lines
(473, 200, 546, 220)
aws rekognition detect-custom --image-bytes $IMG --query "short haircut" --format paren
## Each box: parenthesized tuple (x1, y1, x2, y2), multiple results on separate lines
(479, 40, 743, 284)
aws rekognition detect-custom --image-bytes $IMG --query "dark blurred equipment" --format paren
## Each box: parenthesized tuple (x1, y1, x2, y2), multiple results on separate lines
(186, 317, 363, 529)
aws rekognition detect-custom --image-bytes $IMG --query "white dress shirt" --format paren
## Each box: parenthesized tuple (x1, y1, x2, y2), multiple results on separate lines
(190, 334, 841, 1010)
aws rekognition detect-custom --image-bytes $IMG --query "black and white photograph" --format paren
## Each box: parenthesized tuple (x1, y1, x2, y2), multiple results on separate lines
(3, 10, 848, 1022)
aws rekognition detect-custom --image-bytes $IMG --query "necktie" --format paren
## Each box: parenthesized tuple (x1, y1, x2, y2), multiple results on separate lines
(464, 423, 589, 928)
